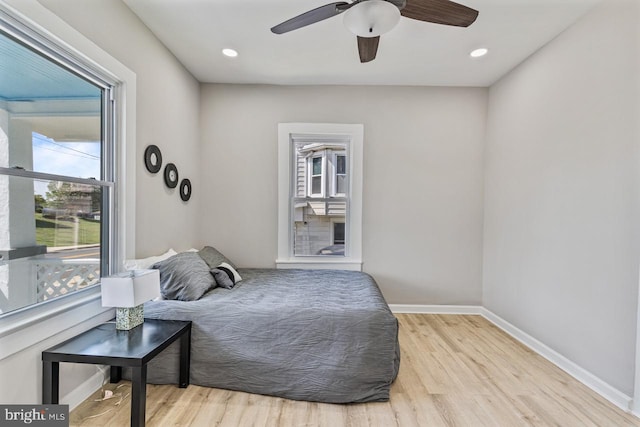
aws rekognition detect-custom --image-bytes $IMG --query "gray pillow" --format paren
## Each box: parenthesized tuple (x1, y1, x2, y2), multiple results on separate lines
(152, 252, 215, 301)
(198, 246, 236, 269)
(210, 262, 242, 289)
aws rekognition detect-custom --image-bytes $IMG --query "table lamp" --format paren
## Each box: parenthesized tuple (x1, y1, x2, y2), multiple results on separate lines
(101, 269, 161, 330)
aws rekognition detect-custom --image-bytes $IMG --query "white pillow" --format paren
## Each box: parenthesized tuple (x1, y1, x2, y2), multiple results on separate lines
(123, 248, 177, 270)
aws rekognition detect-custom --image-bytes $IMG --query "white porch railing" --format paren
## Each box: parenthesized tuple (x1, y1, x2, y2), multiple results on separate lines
(35, 259, 100, 302)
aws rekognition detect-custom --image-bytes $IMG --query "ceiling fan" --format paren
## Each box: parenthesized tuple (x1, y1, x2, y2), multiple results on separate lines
(271, 0, 479, 63)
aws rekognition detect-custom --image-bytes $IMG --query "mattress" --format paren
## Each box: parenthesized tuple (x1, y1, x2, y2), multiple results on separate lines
(140, 268, 400, 403)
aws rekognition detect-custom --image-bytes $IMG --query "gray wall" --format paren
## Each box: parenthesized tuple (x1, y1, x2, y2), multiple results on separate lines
(40, 0, 201, 257)
(199, 84, 488, 305)
(483, 0, 639, 395)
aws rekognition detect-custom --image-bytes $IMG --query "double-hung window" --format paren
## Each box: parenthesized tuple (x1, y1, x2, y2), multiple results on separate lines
(0, 19, 117, 316)
(333, 153, 347, 197)
(294, 141, 348, 257)
(309, 155, 324, 197)
(277, 123, 363, 270)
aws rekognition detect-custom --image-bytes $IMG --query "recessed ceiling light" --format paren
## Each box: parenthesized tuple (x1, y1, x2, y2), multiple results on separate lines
(470, 48, 488, 58)
(222, 48, 238, 58)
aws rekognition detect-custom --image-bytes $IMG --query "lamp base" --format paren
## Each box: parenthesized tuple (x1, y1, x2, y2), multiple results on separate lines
(115, 305, 144, 330)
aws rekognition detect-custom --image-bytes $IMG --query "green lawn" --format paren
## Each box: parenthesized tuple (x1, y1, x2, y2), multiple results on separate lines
(35, 213, 101, 247)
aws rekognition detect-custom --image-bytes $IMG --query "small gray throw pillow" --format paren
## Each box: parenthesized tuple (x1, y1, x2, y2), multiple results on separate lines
(152, 252, 215, 301)
(210, 262, 242, 289)
(198, 246, 236, 269)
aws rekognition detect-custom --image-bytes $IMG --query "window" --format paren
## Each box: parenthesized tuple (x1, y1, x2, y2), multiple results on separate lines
(277, 123, 363, 270)
(294, 141, 348, 257)
(334, 153, 347, 197)
(309, 155, 324, 197)
(0, 22, 116, 316)
(305, 151, 346, 198)
(333, 221, 346, 245)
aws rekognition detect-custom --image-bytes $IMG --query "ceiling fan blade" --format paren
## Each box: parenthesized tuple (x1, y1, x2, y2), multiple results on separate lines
(271, 2, 351, 34)
(401, 0, 478, 27)
(357, 36, 380, 63)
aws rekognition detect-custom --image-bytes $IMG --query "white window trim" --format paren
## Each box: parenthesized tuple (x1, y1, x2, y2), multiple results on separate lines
(0, 0, 136, 357)
(277, 123, 363, 271)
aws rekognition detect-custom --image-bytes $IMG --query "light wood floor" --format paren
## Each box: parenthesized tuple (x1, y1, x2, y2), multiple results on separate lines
(70, 314, 640, 426)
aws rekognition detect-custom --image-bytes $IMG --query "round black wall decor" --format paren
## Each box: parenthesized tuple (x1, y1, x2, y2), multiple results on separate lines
(144, 145, 162, 173)
(164, 163, 179, 188)
(179, 178, 192, 202)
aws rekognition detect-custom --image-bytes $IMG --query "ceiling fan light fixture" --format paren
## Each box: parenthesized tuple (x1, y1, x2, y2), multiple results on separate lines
(343, 0, 401, 38)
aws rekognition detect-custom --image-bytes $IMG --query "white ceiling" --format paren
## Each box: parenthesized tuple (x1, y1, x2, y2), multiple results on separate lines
(122, 0, 600, 87)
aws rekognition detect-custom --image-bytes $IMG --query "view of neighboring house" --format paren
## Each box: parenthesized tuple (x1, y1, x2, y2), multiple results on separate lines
(293, 141, 347, 256)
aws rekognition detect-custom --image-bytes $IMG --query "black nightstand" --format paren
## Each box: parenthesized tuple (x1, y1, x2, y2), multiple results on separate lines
(42, 319, 191, 427)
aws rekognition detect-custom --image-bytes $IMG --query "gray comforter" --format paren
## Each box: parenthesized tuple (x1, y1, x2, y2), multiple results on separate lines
(141, 268, 400, 403)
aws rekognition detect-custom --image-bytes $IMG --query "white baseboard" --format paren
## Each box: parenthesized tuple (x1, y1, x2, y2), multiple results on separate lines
(61, 368, 107, 411)
(389, 304, 482, 315)
(480, 308, 633, 413)
(389, 304, 633, 414)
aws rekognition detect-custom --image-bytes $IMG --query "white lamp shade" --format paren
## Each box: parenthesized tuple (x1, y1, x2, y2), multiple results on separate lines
(101, 269, 160, 308)
(343, 0, 401, 38)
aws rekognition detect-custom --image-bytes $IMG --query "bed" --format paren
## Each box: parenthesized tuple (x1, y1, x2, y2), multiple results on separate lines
(136, 264, 400, 403)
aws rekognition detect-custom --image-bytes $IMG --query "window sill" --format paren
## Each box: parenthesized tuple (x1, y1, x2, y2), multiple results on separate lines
(0, 287, 113, 360)
(275, 258, 362, 271)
